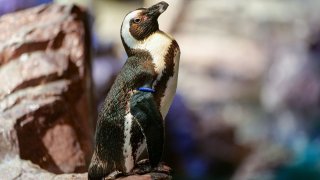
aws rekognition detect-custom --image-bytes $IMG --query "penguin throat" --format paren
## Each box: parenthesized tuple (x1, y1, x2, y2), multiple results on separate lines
(123, 32, 173, 75)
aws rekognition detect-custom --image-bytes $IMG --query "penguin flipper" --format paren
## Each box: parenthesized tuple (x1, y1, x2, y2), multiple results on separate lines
(130, 90, 164, 168)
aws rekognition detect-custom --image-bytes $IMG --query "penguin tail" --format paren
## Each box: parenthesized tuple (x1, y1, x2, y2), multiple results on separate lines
(88, 152, 108, 180)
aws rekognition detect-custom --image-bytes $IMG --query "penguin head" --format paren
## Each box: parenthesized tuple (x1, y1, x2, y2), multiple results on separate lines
(121, 1, 169, 49)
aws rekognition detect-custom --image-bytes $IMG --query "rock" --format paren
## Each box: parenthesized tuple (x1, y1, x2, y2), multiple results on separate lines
(0, 156, 170, 180)
(0, 3, 94, 175)
(117, 173, 171, 180)
(0, 156, 88, 179)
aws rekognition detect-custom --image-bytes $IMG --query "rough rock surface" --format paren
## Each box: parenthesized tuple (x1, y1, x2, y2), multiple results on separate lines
(0, 3, 94, 175)
(0, 157, 87, 179)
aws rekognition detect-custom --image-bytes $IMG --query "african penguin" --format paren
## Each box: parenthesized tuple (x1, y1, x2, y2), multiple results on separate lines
(89, 1, 180, 179)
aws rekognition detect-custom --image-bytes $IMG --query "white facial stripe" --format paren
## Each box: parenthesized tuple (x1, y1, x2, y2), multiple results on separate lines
(121, 10, 141, 48)
(123, 112, 134, 172)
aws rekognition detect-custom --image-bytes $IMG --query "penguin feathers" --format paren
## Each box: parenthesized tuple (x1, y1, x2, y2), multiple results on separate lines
(89, 1, 180, 179)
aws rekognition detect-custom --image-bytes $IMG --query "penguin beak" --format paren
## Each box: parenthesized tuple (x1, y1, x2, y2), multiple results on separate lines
(146, 1, 169, 19)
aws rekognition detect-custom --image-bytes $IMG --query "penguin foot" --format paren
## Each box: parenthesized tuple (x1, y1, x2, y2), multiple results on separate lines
(132, 159, 152, 175)
(153, 162, 172, 175)
(103, 170, 124, 180)
(132, 160, 172, 176)
(136, 159, 150, 166)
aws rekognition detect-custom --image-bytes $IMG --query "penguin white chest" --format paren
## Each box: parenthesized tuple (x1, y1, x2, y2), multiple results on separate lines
(123, 31, 180, 118)
(142, 33, 180, 118)
(159, 51, 180, 117)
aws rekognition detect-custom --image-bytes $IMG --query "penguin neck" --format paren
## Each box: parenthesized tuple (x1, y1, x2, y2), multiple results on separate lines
(122, 31, 173, 75)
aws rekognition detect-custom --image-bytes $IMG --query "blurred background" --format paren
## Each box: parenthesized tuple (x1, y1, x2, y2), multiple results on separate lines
(1, 0, 320, 179)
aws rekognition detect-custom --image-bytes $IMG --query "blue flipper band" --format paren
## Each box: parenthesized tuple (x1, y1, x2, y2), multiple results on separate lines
(138, 87, 156, 93)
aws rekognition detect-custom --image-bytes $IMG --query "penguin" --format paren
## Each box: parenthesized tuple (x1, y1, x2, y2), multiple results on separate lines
(89, 1, 180, 179)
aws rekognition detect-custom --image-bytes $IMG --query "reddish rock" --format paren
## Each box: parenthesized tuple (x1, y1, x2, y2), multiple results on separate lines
(0, 3, 94, 174)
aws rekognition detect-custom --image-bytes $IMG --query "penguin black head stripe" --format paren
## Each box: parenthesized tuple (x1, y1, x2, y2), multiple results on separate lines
(89, 1, 180, 179)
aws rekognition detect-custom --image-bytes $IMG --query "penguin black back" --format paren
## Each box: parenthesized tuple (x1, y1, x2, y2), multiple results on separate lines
(89, 50, 156, 178)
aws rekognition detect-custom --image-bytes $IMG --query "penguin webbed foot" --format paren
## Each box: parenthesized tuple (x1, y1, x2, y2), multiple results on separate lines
(103, 170, 124, 180)
(153, 162, 172, 174)
(132, 159, 172, 175)
(132, 159, 152, 175)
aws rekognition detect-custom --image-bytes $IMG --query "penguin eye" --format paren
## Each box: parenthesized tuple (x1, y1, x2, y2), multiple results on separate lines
(133, 18, 141, 24)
